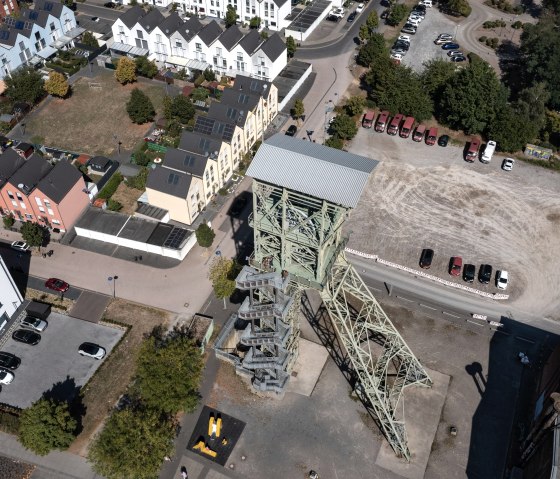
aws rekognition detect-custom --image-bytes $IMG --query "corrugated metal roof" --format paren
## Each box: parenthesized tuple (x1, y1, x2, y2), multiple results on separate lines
(247, 134, 378, 208)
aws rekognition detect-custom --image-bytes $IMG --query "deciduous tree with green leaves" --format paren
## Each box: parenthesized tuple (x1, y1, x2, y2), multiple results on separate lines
(286, 36, 297, 58)
(386, 4, 409, 26)
(164, 94, 195, 124)
(115, 57, 137, 85)
(89, 409, 174, 479)
(44, 72, 69, 98)
(225, 5, 238, 27)
(357, 33, 387, 68)
(81, 31, 99, 49)
(19, 398, 77, 456)
(421, 58, 457, 105)
(126, 88, 155, 124)
(208, 257, 240, 307)
(20, 222, 45, 249)
(5, 67, 45, 105)
(135, 56, 158, 79)
(292, 98, 305, 123)
(366, 10, 379, 31)
(195, 223, 215, 248)
(345, 96, 366, 117)
(249, 16, 261, 28)
(330, 113, 358, 140)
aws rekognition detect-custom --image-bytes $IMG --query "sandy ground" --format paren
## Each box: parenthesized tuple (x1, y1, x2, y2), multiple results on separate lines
(345, 127, 560, 319)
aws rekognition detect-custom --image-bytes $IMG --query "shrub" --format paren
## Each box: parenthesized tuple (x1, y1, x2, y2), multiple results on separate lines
(97, 172, 123, 199)
(107, 199, 123, 211)
(3, 215, 15, 229)
(325, 136, 344, 149)
(126, 167, 149, 190)
(479, 36, 487, 42)
(512, 20, 523, 29)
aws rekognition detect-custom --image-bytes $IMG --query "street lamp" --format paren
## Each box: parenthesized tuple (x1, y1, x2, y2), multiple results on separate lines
(108, 275, 119, 298)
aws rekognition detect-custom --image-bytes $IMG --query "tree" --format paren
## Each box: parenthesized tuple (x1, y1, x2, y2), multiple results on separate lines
(249, 16, 261, 29)
(292, 98, 305, 123)
(135, 331, 204, 414)
(115, 57, 137, 85)
(168, 95, 195, 124)
(325, 135, 344, 149)
(81, 31, 99, 49)
(208, 257, 239, 305)
(5, 67, 45, 105)
(543, 0, 560, 13)
(191, 87, 209, 102)
(286, 36, 297, 58)
(195, 223, 215, 248)
(3, 215, 14, 229)
(44, 72, 69, 98)
(203, 68, 216, 81)
(19, 398, 77, 456)
(359, 24, 371, 44)
(225, 5, 238, 27)
(439, 57, 507, 133)
(486, 105, 531, 152)
(357, 33, 388, 67)
(386, 4, 409, 26)
(345, 96, 366, 117)
(366, 10, 379, 31)
(135, 56, 158, 79)
(21, 222, 44, 249)
(126, 88, 155, 124)
(444, 0, 472, 16)
(421, 59, 457, 104)
(330, 113, 358, 140)
(513, 82, 549, 141)
(89, 409, 174, 479)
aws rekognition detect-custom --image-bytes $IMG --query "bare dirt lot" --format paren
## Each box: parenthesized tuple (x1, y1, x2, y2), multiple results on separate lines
(25, 70, 165, 156)
(346, 127, 560, 319)
(111, 182, 143, 215)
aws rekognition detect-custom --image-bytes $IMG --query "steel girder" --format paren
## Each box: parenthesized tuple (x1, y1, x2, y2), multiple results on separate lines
(320, 253, 431, 460)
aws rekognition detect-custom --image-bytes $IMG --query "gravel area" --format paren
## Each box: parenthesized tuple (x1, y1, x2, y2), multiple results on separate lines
(346, 127, 560, 319)
(0, 455, 34, 479)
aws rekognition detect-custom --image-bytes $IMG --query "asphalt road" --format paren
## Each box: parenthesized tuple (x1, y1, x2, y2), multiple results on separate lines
(76, 2, 122, 22)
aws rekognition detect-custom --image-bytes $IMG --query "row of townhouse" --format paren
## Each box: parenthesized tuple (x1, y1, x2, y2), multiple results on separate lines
(0, 148, 90, 232)
(116, 0, 292, 32)
(146, 75, 278, 225)
(0, 0, 81, 80)
(111, 7, 287, 81)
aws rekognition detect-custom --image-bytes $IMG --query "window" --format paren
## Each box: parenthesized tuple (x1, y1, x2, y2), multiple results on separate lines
(47, 208, 54, 216)
(157, 34, 162, 42)
(196, 42, 202, 51)
(20, 202, 26, 210)
(25, 214, 33, 220)
(34, 197, 42, 206)
(38, 206, 45, 213)
(176, 40, 182, 48)
(16, 192, 22, 201)
(50, 22, 55, 31)
(216, 47, 222, 56)
(222, 59, 227, 67)
(119, 26, 124, 34)
(44, 199, 51, 207)
(35, 32, 40, 40)
(7, 191, 14, 199)
(52, 219, 60, 225)
(136, 30, 143, 39)
(18, 41, 24, 51)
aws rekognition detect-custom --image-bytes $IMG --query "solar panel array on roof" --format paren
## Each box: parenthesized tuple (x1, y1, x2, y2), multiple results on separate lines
(195, 116, 215, 137)
(15, 21, 24, 30)
(3, 17, 15, 27)
(0, 30, 9, 40)
(164, 227, 188, 249)
(44, 1, 53, 11)
(29, 11, 39, 20)
(167, 173, 179, 185)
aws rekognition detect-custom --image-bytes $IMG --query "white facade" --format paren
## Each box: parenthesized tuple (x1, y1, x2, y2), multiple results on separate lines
(0, 0, 78, 80)
(0, 255, 23, 321)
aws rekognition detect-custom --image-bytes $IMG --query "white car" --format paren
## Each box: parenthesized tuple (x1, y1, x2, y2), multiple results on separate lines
(390, 53, 403, 61)
(420, 0, 433, 7)
(502, 158, 515, 171)
(356, 3, 365, 13)
(79, 342, 106, 360)
(10, 241, 29, 252)
(0, 368, 14, 385)
(21, 316, 48, 332)
(398, 34, 411, 43)
(329, 7, 345, 18)
(496, 270, 509, 290)
(407, 17, 422, 26)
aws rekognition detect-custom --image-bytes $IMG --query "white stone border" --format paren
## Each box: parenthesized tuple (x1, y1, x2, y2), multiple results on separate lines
(345, 248, 509, 300)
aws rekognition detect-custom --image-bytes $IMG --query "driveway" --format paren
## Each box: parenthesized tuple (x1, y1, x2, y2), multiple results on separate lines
(0, 312, 123, 408)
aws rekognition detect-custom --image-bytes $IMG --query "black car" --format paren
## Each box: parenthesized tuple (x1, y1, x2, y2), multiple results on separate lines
(438, 135, 449, 147)
(230, 196, 248, 217)
(419, 249, 434, 269)
(12, 329, 41, 345)
(0, 352, 20, 370)
(104, 1, 117, 7)
(478, 264, 493, 284)
(286, 125, 297, 136)
(462, 264, 475, 283)
(348, 11, 357, 22)
(393, 41, 410, 51)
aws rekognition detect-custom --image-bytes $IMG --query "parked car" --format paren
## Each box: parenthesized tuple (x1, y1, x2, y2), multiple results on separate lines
(375, 110, 390, 133)
(401, 25, 417, 34)
(0, 368, 14, 385)
(496, 270, 509, 289)
(463, 264, 476, 283)
(502, 158, 515, 171)
(481, 140, 496, 164)
(420, 0, 432, 7)
(390, 53, 404, 61)
(412, 124, 426, 142)
(79, 343, 106, 360)
(419, 248, 434, 269)
(45, 278, 70, 293)
(10, 241, 29, 252)
(465, 137, 481, 162)
(447, 50, 464, 57)
(387, 114, 404, 135)
(438, 134, 449, 147)
(478, 264, 493, 284)
(285, 125, 297, 137)
(104, 1, 117, 7)
(12, 329, 41, 345)
(362, 111, 375, 128)
(347, 11, 358, 22)
(21, 315, 48, 332)
(400, 116, 415, 138)
(356, 2, 365, 12)
(425, 127, 438, 145)
(449, 256, 462, 276)
(435, 38, 452, 45)
(398, 34, 411, 43)
(450, 55, 466, 63)
(0, 352, 20, 370)
(442, 42, 460, 50)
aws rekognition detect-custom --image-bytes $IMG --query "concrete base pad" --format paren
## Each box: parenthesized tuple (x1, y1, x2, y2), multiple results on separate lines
(375, 368, 450, 479)
(287, 338, 329, 396)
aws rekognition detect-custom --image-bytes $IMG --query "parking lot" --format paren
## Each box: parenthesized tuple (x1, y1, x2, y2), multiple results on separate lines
(345, 126, 560, 318)
(0, 312, 123, 408)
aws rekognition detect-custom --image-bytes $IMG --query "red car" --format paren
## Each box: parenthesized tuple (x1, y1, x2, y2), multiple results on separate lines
(449, 257, 463, 276)
(45, 278, 70, 292)
(425, 127, 438, 146)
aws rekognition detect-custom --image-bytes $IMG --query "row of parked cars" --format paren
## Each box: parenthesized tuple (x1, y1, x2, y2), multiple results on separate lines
(362, 110, 449, 146)
(390, 2, 430, 62)
(434, 33, 466, 63)
(419, 249, 509, 289)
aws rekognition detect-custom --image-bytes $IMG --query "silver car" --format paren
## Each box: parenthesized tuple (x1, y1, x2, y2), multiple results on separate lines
(79, 343, 106, 360)
(21, 316, 48, 332)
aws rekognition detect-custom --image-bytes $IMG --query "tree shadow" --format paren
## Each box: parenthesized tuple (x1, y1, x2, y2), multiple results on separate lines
(465, 362, 486, 396)
(496, 40, 524, 95)
(227, 190, 253, 261)
(42, 376, 87, 435)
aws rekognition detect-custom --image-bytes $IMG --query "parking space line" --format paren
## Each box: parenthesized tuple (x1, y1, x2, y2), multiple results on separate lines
(443, 311, 461, 318)
(396, 296, 414, 302)
(467, 320, 485, 327)
(420, 304, 436, 310)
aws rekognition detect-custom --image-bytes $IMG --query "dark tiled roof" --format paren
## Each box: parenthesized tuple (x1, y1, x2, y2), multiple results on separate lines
(157, 12, 183, 36)
(138, 9, 164, 33)
(176, 16, 203, 42)
(198, 20, 222, 46)
(147, 166, 192, 198)
(0, 149, 26, 188)
(239, 29, 263, 55)
(164, 148, 208, 178)
(20, 9, 50, 28)
(38, 160, 82, 203)
(220, 87, 260, 112)
(271, 0, 289, 7)
(35, 0, 63, 18)
(193, 116, 236, 143)
(217, 25, 243, 51)
(88, 156, 111, 170)
(118, 6, 146, 29)
(207, 101, 248, 127)
(178, 131, 223, 157)
(260, 33, 286, 62)
(8, 154, 53, 196)
(232, 75, 272, 98)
